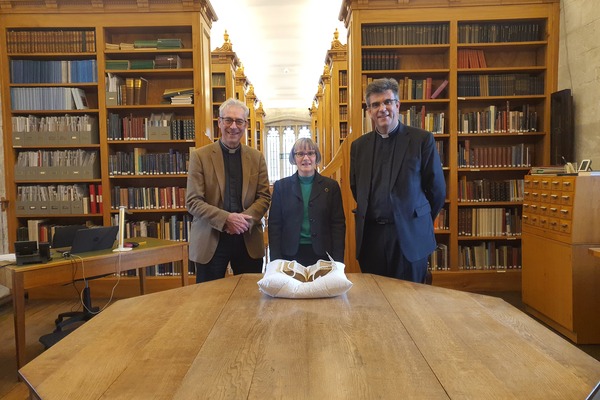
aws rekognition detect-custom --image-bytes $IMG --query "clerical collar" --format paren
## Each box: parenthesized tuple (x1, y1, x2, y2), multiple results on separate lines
(376, 121, 400, 138)
(219, 140, 241, 154)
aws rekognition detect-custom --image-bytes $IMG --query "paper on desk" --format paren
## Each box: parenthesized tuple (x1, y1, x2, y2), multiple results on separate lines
(0, 253, 16, 263)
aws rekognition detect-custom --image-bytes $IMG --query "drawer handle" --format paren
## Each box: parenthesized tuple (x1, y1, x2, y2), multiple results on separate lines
(540, 206, 547, 211)
(533, 180, 539, 184)
(551, 181, 560, 186)
(561, 223, 568, 228)
(540, 219, 547, 223)
(550, 208, 557, 212)
(531, 205, 537, 209)
(523, 215, 529, 220)
(550, 221, 557, 226)
(532, 193, 539, 197)
(563, 182, 571, 187)
(551, 194, 558, 199)
(524, 191, 530, 195)
(561, 195, 570, 200)
(541, 193, 548, 198)
(560, 209, 569, 214)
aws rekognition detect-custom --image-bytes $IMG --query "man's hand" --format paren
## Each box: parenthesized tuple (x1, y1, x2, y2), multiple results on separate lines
(224, 213, 253, 235)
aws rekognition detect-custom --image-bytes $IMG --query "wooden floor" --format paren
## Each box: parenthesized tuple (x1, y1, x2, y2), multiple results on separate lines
(1, 292, 599, 400)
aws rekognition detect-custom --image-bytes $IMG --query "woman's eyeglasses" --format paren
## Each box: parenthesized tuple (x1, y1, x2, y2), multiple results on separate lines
(294, 151, 317, 158)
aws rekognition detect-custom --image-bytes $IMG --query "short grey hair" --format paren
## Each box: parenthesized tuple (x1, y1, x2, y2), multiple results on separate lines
(288, 137, 322, 165)
(219, 98, 249, 119)
(365, 78, 399, 107)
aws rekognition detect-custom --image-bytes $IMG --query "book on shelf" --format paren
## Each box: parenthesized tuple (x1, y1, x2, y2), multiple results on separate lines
(157, 38, 183, 49)
(430, 80, 448, 99)
(130, 59, 154, 70)
(71, 88, 89, 110)
(133, 77, 148, 105)
(162, 87, 194, 99)
(125, 78, 135, 106)
(154, 54, 182, 69)
(529, 166, 566, 175)
(105, 60, 130, 70)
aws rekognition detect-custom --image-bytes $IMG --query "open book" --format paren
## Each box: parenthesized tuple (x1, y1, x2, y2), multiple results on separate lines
(280, 259, 334, 282)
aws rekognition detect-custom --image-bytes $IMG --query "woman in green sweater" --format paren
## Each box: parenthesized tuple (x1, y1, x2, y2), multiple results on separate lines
(268, 138, 346, 266)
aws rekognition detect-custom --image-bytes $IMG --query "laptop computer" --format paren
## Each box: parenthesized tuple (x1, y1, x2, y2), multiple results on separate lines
(68, 226, 119, 254)
(51, 225, 89, 249)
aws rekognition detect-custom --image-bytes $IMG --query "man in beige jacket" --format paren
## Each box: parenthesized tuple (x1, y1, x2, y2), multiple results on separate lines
(186, 98, 271, 283)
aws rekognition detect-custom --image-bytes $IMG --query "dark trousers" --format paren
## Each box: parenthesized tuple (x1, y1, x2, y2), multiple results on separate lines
(283, 244, 325, 267)
(195, 232, 263, 283)
(358, 222, 428, 284)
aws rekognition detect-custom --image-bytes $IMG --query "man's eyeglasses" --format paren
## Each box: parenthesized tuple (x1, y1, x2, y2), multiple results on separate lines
(220, 117, 247, 127)
(294, 151, 317, 158)
(368, 98, 398, 109)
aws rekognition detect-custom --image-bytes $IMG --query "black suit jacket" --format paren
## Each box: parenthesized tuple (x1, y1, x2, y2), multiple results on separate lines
(350, 123, 446, 262)
(268, 171, 346, 262)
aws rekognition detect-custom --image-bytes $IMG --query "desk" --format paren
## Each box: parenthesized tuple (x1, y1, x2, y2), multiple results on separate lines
(0, 237, 188, 369)
(18, 274, 600, 399)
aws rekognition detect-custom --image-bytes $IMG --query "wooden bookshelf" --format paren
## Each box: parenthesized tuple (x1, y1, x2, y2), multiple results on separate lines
(211, 30, 239, 141)
(327, 0, 560, 290)
(0, 1, 216, 269)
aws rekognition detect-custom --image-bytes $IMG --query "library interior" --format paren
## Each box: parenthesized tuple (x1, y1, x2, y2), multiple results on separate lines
(0, 0, 600, 399)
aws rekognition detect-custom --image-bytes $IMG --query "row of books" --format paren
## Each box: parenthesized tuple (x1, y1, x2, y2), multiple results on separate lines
(6, 29, 96, 54)
(10, 87, 89, 111)
(107, 113, 195, 141)
(105, 55, 182, 70)
(106, 75, 148, 106)
(457, 74, 544, 97)
(111, 186, 187, 210)
(457, 49, 487, 69)
(361, 23, 449, 46)
(428, 244, 449, 271)
(16, 149, 97, 167)
(16, 184, 88, 202)
(458, 242, 522, 270)
(435, 141, 446, 167)
(401, 106, 446, 135)
(12, 114, 96, 134)
(111, 215, 192, 244)
(458, 178, 524, 203)
(10, 59, 98, 84)
(458, 207, 522, 237)
(458, 104, 538, 134)
(458, 142, 534, 168)
(339, 71, 348, 86)
(339, 87, 348, 103)
(108, 149, 189, 176)
(458, 22, 542, 44)
(434, 208, 448, 231)
(361, 76, 448, 101)
(108, 38, 183, 50)
(362, 51, 401, 71)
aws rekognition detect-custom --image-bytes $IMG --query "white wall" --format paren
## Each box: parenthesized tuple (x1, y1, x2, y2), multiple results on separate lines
(558, 0, 600, 167)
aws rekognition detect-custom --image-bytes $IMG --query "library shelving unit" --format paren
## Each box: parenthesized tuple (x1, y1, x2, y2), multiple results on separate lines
(0, 0, 216, 293)
(323, 29, 348, 164)
(333, 0, 559, 290)
(313, 29, 349, 168)
(211, 30, 239, 141)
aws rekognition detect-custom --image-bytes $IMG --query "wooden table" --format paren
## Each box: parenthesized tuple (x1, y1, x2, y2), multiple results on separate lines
(0, 237, 188, 369)
(18, 273, 600, 399)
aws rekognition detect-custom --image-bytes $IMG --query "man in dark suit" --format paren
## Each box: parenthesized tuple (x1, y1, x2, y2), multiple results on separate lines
(186, 98, 271, 283)
(350, 78, 446, 283)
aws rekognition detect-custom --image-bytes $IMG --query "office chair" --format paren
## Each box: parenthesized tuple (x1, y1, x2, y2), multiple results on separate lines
(55, 279, 99, 331)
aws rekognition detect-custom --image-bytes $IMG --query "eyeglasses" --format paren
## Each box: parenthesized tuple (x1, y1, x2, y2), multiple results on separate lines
(368, 98, 398, 109)
(220, 117, 247, 127)
(294, 151, 317, 158)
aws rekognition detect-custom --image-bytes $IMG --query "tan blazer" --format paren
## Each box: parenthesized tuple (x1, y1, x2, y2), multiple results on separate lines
(186, 141, 271, 264)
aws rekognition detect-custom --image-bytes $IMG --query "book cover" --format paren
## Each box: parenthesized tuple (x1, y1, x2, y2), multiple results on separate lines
(71, 88, 89, 109)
